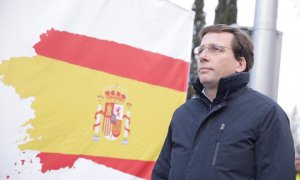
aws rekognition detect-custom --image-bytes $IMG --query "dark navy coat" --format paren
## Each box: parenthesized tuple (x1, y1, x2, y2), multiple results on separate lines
(152, 72, 295, 180)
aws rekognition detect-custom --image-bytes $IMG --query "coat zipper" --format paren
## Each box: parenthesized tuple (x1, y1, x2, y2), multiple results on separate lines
(212, 123, 225, 165)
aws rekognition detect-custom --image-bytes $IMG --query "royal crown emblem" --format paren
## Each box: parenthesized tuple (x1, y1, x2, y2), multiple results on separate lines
(92, 85, 132, 144)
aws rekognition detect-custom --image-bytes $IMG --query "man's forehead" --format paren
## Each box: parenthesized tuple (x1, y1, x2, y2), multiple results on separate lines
(201, 32, 233, 45)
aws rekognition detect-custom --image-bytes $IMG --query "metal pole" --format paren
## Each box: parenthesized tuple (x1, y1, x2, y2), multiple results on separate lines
(250, 0, 280, 101)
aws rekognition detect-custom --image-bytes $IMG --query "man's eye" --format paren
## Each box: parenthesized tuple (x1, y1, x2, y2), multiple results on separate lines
(198, 48, 205, 53)
(211, 46, 222, 52)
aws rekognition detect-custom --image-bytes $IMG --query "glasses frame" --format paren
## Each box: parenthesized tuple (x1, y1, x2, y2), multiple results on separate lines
(194, 44, 232, 55)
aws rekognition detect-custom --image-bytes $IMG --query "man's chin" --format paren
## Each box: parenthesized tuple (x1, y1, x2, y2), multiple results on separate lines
(199, 79, 214, 86)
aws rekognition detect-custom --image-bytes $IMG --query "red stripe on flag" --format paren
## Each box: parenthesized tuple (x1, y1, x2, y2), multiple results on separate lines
(37, 152, 154, 179)
(34, 29, 189, 91)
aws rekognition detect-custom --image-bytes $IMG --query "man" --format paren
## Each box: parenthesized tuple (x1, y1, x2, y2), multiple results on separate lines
(152, 24, 295, 179)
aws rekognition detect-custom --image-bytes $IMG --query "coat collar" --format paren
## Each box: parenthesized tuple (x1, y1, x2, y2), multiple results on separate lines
(192, 72, 250, 101)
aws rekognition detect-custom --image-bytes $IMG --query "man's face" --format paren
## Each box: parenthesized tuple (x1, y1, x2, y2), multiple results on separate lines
(196, 32, 245, 89)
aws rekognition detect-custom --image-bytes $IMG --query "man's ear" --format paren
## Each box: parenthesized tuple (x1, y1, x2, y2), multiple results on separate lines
(236, 57, 247, 72)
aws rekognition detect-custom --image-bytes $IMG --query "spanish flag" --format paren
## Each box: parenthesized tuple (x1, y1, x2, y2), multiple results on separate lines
(0, 0, 194, 179)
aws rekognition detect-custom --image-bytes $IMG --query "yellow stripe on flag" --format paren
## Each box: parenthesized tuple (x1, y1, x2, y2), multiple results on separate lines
(0, 56, 185, 161)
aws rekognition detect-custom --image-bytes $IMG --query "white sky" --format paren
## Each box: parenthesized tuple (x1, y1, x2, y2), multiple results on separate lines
(277, 0, 300, 114)
(171, 0, 300, 115)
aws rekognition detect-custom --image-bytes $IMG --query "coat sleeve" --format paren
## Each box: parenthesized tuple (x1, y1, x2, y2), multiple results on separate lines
(151, 123, 173, 180)
(255, 106, 295, 180)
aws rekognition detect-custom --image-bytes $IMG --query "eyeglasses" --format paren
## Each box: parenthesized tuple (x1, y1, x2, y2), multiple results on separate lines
(194, 44, 231, 55)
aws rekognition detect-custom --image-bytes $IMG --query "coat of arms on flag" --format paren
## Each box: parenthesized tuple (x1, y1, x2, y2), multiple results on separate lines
(93, 85, 131, 144)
